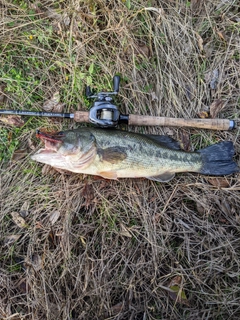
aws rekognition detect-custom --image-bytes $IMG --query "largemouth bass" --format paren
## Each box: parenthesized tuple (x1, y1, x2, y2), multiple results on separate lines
(31, 128, 239, 181)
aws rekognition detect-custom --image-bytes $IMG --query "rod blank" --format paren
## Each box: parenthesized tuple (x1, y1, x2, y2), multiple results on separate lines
(0, 109, 73, 118)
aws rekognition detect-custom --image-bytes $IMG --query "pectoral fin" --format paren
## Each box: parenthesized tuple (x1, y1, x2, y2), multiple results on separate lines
(98, 147, 127, 164)
(99, 171, 118, 180)
(147, 172, 175, 182)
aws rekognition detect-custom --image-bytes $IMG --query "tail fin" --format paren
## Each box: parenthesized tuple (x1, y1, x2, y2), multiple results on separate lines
(198, 141, 239, 176)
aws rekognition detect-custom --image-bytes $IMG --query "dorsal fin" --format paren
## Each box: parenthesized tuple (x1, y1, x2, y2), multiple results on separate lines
(146, 135, 181, 150)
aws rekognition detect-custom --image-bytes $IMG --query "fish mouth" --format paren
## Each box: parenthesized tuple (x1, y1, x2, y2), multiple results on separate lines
(35, 130, 64, 154)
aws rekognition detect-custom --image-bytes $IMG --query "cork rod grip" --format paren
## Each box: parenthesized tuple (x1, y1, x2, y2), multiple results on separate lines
(128, 114, 234, 130)
(73, 111, 234, 130)
(73, 111, 90, 123)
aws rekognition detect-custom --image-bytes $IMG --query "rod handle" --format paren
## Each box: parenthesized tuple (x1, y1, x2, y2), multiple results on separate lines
(128, 114, 235, 130)
(73, 111, 90, 123)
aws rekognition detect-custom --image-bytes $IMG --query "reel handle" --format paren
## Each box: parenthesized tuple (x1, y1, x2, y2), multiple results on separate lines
(113, 75, 120, 93)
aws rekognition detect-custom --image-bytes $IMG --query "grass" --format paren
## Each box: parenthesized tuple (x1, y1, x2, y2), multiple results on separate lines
(1, 0, 240, 319)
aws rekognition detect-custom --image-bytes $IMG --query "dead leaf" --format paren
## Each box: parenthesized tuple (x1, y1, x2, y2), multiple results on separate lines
(35, 221, 44, 229)
(209, 69, 219, 90)
(136, 44, 150, 57)
(169, 285, 189, 305)
(179, 130, 191, 151)
(220, 199, 232, 216)
(197, 110, 209, 119)
(229, 15, 240, 23)
(28, 138, 36, 150)
(204, 68, 219, 90)
(11, 149, 28, 162)
(169, 275, 182, 287)
(219, 217, 228, 223)
(216, 30, 226, 41)
(20, 201, 30, 218)
(81, 183, 95, 208)
(30, 254, 43, 271)
(196, 33, 204, 51)
(185, 84, 195, 101)
(54, 101, 65, 113)
(119, 223, 132, 238)
(48, 228, 59, 247)
(168, 276, 189, 306)
(42, 91, 59, 111)
(150, 91, 158, 102)
(46, 8, 70, 27)
(196, 202, 205, 215)
(49, 210, 60, 225)
(127, 43, 150, 58)
(42, 91, 64, 113)
(209, 99, 225, 118)
(204, 41, 214, 58)
(0, 115, 24, 127)
(109, 302, 125, 315)
(63, 14, 70, 26)
(4, 234, 21, 246)
(48, 228, 55, 242)
(17, 278, 30, 294)
(163, 127, 174, 136)
(207, 177, 230, 188)
(10, 212, 27, 228)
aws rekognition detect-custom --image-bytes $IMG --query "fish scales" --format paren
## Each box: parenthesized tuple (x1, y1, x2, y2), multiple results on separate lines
(89, 129, 202, 176)
(31, 127, 239, 181)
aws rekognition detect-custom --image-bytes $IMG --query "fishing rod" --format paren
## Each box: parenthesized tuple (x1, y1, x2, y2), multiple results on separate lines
(0, 76, 236, 131)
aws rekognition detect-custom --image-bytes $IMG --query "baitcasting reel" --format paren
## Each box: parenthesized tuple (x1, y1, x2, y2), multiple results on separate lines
(86, 75, 128, 128)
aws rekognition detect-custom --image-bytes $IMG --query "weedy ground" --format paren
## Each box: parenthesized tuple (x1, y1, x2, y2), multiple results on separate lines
(0, 0, 240, 319)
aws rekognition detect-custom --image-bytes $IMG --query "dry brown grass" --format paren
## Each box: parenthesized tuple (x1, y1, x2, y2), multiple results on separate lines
(1, 0, 240, 319)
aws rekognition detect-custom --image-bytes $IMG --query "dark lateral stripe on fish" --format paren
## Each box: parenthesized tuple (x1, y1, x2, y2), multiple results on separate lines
(154, 150, 201, 163)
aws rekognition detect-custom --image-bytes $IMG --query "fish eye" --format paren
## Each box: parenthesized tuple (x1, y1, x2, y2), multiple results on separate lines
(56, 131, 65, 137)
